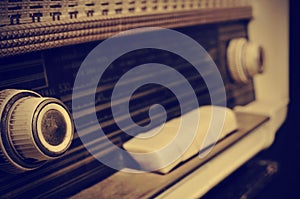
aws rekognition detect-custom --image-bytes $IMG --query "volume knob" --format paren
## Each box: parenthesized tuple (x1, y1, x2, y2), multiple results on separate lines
(227, 38, 264, 83)
(0, 89, 73, 173)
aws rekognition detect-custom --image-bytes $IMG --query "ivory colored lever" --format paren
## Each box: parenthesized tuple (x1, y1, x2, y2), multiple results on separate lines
(123, 106, 238, 174)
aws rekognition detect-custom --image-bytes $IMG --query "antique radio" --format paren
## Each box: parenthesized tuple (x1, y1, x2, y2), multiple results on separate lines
(0, 0, 288, 198)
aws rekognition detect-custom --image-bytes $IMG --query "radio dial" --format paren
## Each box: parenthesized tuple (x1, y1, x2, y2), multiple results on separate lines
(0, 89, 73, 173)
(227, 38, 264, 83)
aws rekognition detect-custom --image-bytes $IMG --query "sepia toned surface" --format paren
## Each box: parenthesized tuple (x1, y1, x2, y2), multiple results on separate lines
(72, 112, 268, 199)
(0, 0, 291, 198)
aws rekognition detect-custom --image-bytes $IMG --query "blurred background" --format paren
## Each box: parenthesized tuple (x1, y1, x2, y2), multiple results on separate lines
(257, 0, 300, 197)
(202, 1, 299, 198)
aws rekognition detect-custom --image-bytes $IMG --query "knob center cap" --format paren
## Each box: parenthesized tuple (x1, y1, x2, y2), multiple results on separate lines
(36, 102, 73, 156)
(41, 109, 67, 146)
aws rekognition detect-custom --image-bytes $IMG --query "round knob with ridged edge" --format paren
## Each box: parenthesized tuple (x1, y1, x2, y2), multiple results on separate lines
(227, 38, 264, 83)
(0, 89, 73, 173)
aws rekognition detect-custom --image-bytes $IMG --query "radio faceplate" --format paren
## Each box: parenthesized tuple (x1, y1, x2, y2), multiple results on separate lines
(0, 20, 256, 197)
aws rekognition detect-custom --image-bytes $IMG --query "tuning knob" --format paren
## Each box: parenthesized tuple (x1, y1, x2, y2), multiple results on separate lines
(0, 89, 73, 173)
(227, 38, 264, 83)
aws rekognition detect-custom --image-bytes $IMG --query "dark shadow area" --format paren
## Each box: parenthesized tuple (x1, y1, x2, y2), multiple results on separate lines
(255, 0, 300, 198)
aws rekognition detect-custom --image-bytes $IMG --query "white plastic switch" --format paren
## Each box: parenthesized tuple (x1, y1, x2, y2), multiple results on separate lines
(123, 106, 238, 174)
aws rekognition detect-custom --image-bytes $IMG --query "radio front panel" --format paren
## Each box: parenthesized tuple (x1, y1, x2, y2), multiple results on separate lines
(0, 20, 255, 197)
